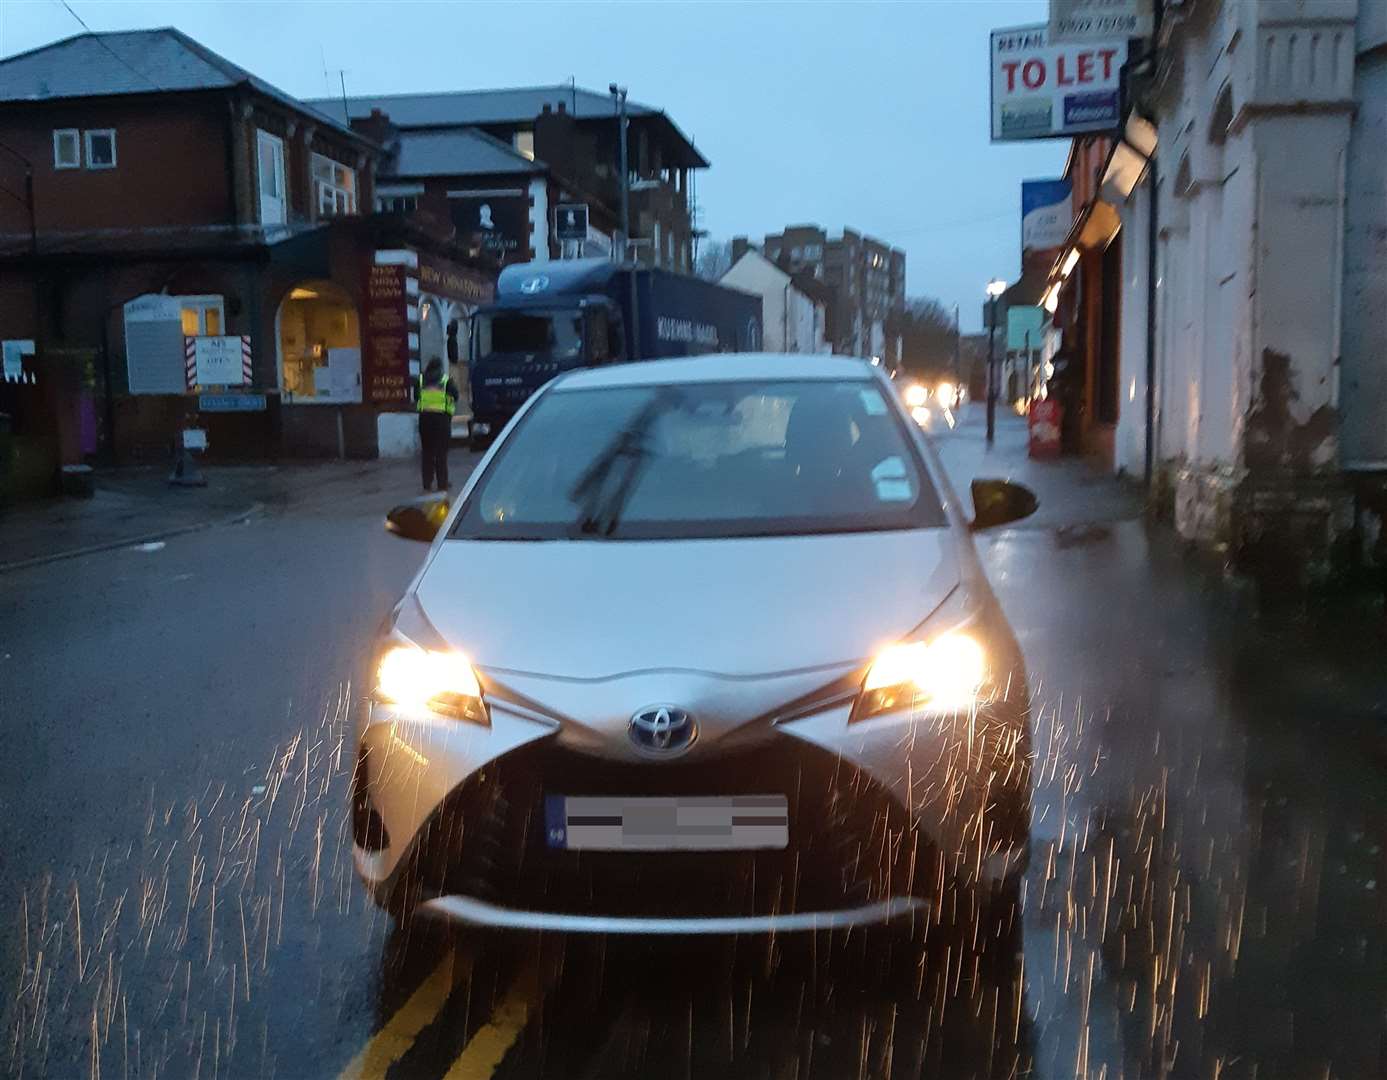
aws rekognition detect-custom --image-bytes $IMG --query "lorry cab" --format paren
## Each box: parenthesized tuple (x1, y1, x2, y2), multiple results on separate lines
(467, 258, 761, 449)
(468, 261, 629, 448)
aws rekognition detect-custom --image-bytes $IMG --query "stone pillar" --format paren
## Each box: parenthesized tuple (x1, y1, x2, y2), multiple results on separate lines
(1232, 1, 1358, 588)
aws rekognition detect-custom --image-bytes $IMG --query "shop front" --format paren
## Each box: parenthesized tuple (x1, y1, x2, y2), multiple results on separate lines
(360, 243, 495, 458)
(268, 219, 495, 458)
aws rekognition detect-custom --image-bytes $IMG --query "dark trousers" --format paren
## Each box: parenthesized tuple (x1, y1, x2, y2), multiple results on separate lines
(419, 411, 451, 490)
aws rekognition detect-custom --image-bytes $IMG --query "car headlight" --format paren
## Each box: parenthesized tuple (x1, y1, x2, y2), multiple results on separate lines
(374, 645, 489, 724)
(903, 383, 928, 408)
(851, 632, 987, 722)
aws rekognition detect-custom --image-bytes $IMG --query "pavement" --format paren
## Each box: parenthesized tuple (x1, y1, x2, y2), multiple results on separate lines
(0, 457, 430, 572)
(1, 406, 1383, 1079)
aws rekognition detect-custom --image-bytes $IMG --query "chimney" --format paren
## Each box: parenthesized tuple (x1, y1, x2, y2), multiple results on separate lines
(556, 101, 566, 114)
(352, 108, 396, 147)
(731, 236, 752, 264)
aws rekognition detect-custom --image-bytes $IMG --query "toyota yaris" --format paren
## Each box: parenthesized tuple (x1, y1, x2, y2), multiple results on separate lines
(354, 353, 1037, 952)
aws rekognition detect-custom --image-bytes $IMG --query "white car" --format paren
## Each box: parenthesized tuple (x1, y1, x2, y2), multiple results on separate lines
(358, 353, 1037, 954)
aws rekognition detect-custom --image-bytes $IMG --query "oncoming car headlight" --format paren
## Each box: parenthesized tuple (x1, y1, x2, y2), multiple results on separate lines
(851, 632, 987, 722)
(903, 383, 928, 408)
(374, 645, 489, 725)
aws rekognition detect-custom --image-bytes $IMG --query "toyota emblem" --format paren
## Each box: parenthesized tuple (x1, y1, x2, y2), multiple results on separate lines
(628, 705, 697, 755)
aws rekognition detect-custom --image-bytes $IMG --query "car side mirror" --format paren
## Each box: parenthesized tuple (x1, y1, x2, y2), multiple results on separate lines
(970, 479, 1037, 530)
(385, 497, 451, 543)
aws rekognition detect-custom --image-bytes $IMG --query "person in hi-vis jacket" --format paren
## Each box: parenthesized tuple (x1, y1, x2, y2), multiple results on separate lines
(415, 357, 459, 492)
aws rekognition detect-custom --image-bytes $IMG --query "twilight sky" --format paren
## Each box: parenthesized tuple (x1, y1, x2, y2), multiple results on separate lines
(1, 0, 1066, 329)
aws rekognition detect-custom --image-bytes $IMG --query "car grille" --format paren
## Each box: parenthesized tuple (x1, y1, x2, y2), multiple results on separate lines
(404, 738, 933, 920)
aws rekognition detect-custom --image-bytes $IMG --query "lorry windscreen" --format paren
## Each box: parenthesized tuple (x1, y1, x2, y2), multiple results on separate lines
(475, 311, 583, 360)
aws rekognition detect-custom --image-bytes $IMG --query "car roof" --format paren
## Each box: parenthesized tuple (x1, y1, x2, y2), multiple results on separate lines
(555, 353, 879, 390)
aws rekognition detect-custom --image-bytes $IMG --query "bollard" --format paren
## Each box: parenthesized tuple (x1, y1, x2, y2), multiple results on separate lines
(169, 428, 208, 487)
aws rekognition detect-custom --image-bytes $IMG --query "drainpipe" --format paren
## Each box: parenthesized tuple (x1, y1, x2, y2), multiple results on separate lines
(783, 282, 790, 352)
(1143, 158, 1159, 487)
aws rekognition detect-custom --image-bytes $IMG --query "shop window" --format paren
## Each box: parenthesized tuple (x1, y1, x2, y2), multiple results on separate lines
(312, 153, 357, 217)
(85, 130, 116, 169)
(277, 281, 361, 403)
(53, 129, 80, 169)
(378, 194, 419, 213)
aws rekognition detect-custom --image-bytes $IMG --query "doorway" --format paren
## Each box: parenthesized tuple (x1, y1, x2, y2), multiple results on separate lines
(276, 281, 361, 403)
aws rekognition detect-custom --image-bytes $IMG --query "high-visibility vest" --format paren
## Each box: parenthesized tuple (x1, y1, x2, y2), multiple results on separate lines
(417, 374, 455, 416)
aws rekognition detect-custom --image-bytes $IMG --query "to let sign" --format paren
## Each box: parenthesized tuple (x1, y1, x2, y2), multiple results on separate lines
(990, 24, 1127, 141)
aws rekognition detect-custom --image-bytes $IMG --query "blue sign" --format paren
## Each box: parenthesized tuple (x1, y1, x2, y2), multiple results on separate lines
(1022, 178, 1073, 254)
(1063, 90, 1119, 130)
(199, 393, 266, 412)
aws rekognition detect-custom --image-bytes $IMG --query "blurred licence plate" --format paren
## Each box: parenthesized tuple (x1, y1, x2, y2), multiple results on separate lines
(545, 795, 788, 851)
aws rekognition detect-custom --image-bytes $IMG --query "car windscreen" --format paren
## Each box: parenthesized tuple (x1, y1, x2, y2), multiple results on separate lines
(475, 311, 583, 360)
(450, 378, 947, 540)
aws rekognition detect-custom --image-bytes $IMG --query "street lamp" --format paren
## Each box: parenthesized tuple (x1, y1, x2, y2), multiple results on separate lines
(608, 84, 631, 262)
(985, 278, 1007, 445)
(609, 82, 640, 358)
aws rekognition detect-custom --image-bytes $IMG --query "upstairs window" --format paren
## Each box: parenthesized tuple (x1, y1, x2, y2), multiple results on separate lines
(514, 130, 535, 161)
(53, 129, 80, 169)
(85, 130, 116, 169)
(312, 153, 357, 217)
(378, 194, 419, 213)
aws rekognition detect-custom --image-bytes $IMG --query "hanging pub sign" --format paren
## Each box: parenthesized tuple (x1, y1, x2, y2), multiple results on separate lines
(448, 194, 528, 256)
(990, 24, 1127, 141)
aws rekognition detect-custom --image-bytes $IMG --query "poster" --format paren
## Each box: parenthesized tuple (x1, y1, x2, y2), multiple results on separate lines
(191, 335, 250, 387)
(327, 347, 362, 402)
(2, 339, 34, 382)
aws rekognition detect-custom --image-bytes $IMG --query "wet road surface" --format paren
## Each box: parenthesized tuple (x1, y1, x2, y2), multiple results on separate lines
(2, 409, 1383, 1079)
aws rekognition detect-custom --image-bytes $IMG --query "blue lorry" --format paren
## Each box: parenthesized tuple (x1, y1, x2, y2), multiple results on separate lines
(466, 259, 763, 448)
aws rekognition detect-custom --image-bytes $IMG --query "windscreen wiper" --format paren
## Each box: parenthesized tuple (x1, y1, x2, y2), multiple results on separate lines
(569, 389, 678, 536)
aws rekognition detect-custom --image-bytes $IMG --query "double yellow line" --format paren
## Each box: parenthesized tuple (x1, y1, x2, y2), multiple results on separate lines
(340, 947, 545, 1080)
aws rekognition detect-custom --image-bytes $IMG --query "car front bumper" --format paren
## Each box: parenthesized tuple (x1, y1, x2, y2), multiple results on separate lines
(352, 688, 1032, 929)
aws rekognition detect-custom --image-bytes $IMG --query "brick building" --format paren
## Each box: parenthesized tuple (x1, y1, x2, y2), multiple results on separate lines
(0, 29, 495, 497)
(313, 86, 707, 272)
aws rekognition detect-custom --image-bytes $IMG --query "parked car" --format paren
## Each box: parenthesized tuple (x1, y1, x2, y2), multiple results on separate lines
(358, 352, 1037, 959)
